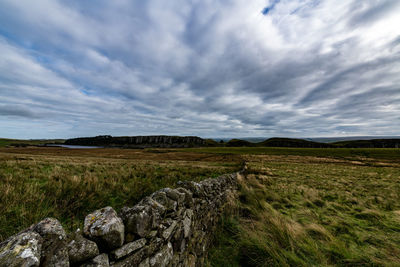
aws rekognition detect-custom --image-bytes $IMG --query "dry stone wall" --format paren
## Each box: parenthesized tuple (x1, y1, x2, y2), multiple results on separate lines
(0, 172, 239, 267)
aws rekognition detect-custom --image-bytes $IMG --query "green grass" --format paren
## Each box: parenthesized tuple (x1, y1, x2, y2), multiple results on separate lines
(2, 145, 400, 265)
(0, 138, 64, 147)
(207, 153, 400, 266)
(185, 146, 400, 161)
(0, 148, 240, 241)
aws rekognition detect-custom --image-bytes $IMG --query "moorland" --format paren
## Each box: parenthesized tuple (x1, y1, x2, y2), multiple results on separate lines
(0, 142, 399, 265)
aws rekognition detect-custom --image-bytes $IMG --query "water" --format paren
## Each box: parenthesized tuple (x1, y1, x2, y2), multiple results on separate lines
(45, 144, 103, 149)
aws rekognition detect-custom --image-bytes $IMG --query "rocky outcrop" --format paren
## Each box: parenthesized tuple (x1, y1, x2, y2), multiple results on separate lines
(0, 172, 239, 267)
(65, 135, 206, 148)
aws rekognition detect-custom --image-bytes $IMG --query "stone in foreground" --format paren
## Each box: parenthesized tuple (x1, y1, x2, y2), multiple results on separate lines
(149, 242, 173, 267)
(84, 207, 124, 251)
(80, 253, 109, 267)
(110, 238, 146, 260)
(0, 231, 42, 267)
(33, 217, 69, 266)
(67, 232, 99, 264)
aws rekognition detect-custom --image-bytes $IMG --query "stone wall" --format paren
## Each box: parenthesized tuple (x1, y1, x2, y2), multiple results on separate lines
(0, 172, 239, 267)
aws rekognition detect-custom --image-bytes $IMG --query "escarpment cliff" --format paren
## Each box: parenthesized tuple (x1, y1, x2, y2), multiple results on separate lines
(0, 172, 240, 267)
(65, 135, 206, 148)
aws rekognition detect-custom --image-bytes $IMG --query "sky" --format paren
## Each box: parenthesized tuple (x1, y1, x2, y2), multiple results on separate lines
(0, 0, 399, 139)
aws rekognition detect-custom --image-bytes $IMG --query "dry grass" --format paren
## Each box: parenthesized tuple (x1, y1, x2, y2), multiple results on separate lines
(208, 153, 400, 266)
(0, 147, 242, 241)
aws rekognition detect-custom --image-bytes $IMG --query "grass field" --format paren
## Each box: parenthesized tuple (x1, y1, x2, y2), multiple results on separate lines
(0, 138, 64, 147)
(207, 151, 400, 266)
(0, 147, 241, 241)
(1, 146, 400, 266)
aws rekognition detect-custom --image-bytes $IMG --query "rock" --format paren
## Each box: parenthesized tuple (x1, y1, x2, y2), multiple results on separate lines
(84, 207, 124, 251)
(67, 232, 99, 264)
(120, 197, 166, 239)
(0, 231, 42, 267)
(184, 254, 196, 267)
(161, 188, 185, 206)
(111, 247, 147, 267)
(183, 217, 191, 238)
(177, 181, 204, 198)
(138, 258, 150, 267)
(149, 242, 173, 267)
(151, 191, 177, 212)
(171, 225, 185, 253)
(162, 220, 177, 240)
(33, 217, 69, 267)
(120, 206, 152, 238)
(110, 238, 146, 260)
(176, 187, 194, 207)
(80, 253, 109, 267)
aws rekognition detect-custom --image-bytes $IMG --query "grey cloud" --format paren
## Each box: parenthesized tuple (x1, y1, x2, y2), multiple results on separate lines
(0, 0, 399, 139)
(0, 105, 39, 118)
(348, 0, 400, 27)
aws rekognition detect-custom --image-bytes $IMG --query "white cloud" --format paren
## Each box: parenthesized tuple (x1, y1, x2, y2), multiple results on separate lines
(0, 0, 399, 138)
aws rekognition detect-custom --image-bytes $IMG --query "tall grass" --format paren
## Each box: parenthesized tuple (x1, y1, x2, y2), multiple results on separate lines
(0, 148, 240, 241)
(208, 154, 400, 266)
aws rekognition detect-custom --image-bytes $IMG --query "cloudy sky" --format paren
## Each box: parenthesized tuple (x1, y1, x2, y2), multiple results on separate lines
(0, 0, 399, 139)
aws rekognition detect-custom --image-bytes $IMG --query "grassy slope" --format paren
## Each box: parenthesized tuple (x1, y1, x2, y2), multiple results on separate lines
(207, 150, 400, 266)
(0, 138, 64, 147)
(0, 147, 241, 241)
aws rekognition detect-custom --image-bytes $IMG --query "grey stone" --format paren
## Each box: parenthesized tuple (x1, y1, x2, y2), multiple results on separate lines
(0, 231, 42, 267)
(84, 207, 124, 251)
(152, 192, 177, 212)
(33, 217, 69, 267)
(183, 217, 191, 238)
(120, 206, 152, 238)
(67, 232, 99, 264)
(176, 187, 194, 208)
(111, 247, 147, 267)
(138, 258, 150, 267)
(110, 238, 146, 260)
(162, 188, 185, 206)
(162, 220, 177, 240)
(149, 242, 173, 267)
(80, 253, 109, 267)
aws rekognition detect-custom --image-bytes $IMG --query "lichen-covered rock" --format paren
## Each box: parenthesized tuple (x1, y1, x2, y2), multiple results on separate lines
(149, 242, 173, 267)
(80, 253, 109, 267)
(162, 220, 177, 240)
(110, 238, 146, 260)
(176, 187, 194, 208)
(67, 232, 99, 264)
(33, 218, 69, 267)
(120, 197, 166, 239)
(161, 188, 185, 207)
(151, 191, 177, 212)
(0, 231, 42, 267)
(84, 207, 124, 251)
(177, 181, 204, 198)
(120, 205, 152, 238)
(111, 247, 147, 267)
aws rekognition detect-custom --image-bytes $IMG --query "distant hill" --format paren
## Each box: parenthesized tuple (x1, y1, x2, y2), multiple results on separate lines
(332, 139, 400, 148)
(258, 137, 333, 148)
(307, 136, 400, 143)
(0, 138, 64, 147)
(225, 139, 255, 147)
(65, 135, 206, 148)
(221, 137, 400, 148)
